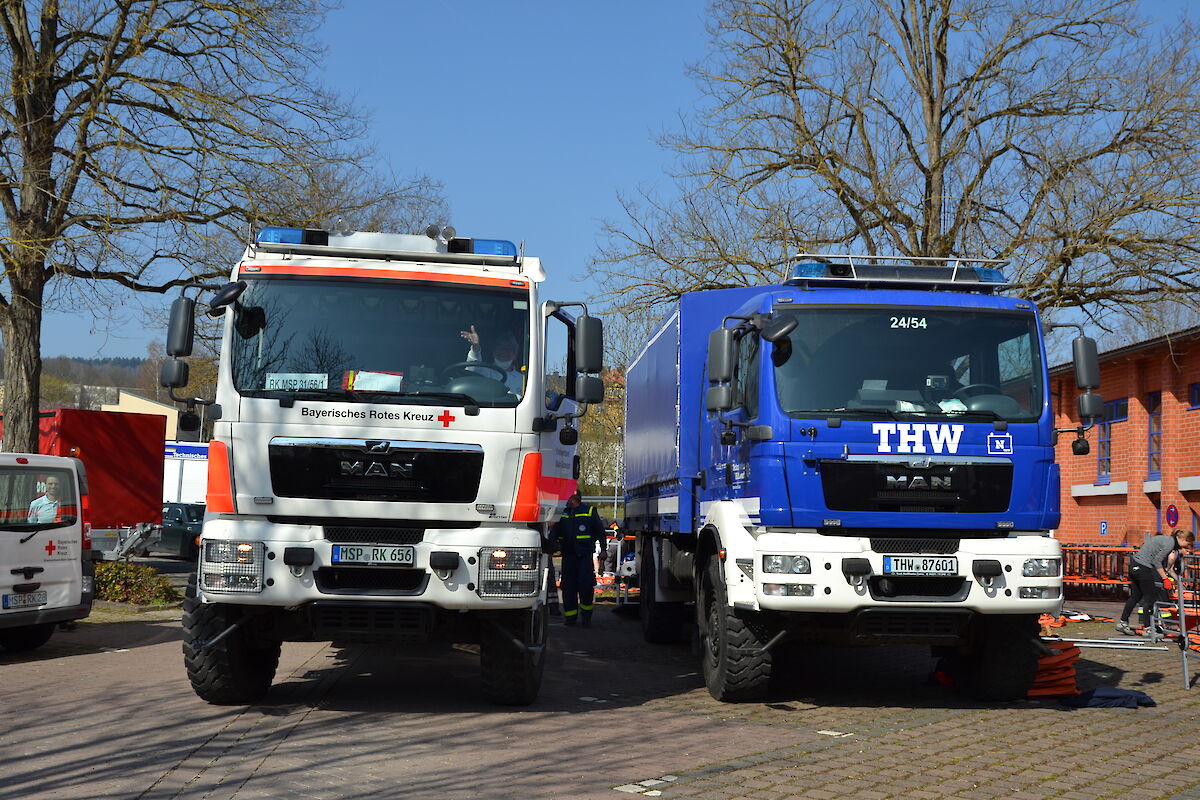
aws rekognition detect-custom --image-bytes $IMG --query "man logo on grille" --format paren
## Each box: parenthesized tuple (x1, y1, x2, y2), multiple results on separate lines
(365, 440, 391, 454)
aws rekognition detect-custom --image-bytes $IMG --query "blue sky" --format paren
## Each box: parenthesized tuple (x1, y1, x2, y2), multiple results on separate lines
(38, 0, 1196, 360)
(40, 1, 709, 358)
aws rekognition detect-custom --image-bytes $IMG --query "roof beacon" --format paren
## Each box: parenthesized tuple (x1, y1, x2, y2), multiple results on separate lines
(787, 253, 1009, 293)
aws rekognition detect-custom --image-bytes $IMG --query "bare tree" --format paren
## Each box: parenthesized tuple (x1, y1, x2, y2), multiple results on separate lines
(0, 0, 436, 452)
(597, 0, 1200, 320)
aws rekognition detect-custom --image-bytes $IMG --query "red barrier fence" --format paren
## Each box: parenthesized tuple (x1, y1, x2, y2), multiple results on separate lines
(1063, 546, 1198, 605)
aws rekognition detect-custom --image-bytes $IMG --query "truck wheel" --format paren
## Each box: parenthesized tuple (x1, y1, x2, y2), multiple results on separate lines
(952, 614, 1040, 701)
(699, 559, 772, 701)
(0, 623, 55, 652)
(640, 546, 686, 643)
(480, 607, 547, 706)
(181, 580, 280, 705)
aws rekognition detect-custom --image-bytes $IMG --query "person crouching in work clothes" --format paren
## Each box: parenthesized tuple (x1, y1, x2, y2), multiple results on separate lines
(1117, 528, 1195, 636)
(552, 493, 606, 627)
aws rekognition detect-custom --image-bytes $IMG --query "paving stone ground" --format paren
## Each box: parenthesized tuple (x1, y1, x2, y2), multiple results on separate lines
(1, 593, 1197, 800)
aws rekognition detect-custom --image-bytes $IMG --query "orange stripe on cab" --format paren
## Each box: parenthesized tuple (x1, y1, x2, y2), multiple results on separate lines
(512, 452, 543, 522)
(243, 264, 525, 288)
(206, 440, 236, 513)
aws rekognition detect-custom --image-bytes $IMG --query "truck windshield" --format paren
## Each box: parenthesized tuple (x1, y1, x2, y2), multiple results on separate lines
(229, 277, 531, 407)
(0, 467, 78, 530)
(773, 307, 1043, 422)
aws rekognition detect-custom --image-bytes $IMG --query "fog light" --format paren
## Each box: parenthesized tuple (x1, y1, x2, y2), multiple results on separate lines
(1019, 586, 1061, 599)
(201, 540, 265, 593)
(478, 547, 540, 598)
(763, 555, 811, 574)
(1022, 558, 1061, 577)
(762, 583, 815, 597)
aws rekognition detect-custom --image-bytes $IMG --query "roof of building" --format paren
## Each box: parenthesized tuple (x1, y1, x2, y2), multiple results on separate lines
(1048, 324, 1200, 376)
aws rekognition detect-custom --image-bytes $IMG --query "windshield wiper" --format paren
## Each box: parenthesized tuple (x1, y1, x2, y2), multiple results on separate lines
(940, 408, 1004, 421)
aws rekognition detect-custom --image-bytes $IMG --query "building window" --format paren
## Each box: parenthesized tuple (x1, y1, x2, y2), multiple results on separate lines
(1096, 397, 1128, 484)
(1147, 391, 1162, 480)
(1190, 383, 1200, 409)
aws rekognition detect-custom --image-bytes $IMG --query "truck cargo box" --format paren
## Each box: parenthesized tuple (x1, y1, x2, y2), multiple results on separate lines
(1, 409, 167, 534)
(625, 286, 764, 534)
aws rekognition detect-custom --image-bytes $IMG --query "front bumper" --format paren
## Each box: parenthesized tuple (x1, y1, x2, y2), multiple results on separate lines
(729, 531, 1063, 616)
(196, 517, 545, 610)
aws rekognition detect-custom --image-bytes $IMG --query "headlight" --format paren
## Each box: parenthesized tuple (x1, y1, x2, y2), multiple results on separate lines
(478, 547, 540, 598)
(763, 555, 811, 574)
(762, 583, 815, 597)
(1019, 586, 1061, 599)
(201, 540, 265, 593)
(1022, 558, 1061, 577)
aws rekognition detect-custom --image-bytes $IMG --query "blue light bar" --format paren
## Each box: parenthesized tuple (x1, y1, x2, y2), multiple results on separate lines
(974, 266, 1007, 283)
(257, 226, 328, 246)
(789, 262, 830, 280)
(472, 238, 518, 257)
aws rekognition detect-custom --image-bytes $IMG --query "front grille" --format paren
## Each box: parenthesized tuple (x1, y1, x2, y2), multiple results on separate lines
(855, 609, 971, 640)
(821, 460, 1011, 513)
(269, 439, 483, 502)
(324, 526, 424, 545)
(315, 567, 428, 595)
(871, 538, 960, 555)
(309, 602, 434, 642)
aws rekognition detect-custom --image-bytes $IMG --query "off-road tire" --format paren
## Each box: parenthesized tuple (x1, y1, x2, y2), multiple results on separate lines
(640, 543, 686, 643)
(480, 607, 547, 706)
(181, 577, 280, 705)
(953, 614, 1040, 701)
(699, 558, 773, 701)
(0, 622, 55, 652)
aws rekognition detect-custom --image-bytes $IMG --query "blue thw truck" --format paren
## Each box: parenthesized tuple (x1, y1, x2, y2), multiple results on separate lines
(624, 254, 1103, 701)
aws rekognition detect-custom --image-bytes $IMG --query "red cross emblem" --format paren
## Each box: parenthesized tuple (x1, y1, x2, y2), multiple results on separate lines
(437, 410, 455, 428)
(45, 540, 57, 557)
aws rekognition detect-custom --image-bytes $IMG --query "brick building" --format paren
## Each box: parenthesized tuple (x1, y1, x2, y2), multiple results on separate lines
(1052, 325, 1200, 545)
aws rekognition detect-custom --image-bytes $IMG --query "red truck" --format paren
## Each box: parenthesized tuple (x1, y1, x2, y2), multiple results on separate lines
(2, 409, 167, 553)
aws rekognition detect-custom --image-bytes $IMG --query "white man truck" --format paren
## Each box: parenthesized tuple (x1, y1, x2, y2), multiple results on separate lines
(161, 226, 604, 705)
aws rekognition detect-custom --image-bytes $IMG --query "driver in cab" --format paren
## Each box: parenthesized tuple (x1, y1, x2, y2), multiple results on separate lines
(459, 325, 525, 396)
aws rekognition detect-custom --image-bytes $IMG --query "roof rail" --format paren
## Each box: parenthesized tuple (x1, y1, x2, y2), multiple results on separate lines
(786, 253, 1010, 293)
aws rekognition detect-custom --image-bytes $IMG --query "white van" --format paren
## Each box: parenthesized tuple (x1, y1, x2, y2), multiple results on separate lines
(0, 453, 95, 652)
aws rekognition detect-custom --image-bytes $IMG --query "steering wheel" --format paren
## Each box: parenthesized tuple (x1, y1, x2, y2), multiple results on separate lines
(441, 361, 508, 381)
(952, 383, 1003, 399)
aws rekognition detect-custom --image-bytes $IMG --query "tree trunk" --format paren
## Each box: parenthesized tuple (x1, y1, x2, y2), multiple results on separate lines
(0, 278, 45, 453)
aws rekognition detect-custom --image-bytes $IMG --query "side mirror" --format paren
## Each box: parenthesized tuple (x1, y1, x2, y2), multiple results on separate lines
(761, 315, 797, 343)
(166, 296, 196, 357)
(707, 328, 735, 383)
(1078, 390, 1104, 422)
(1072, 336, 1100, 391)
(159, 358, 189, 389)
(207, 281, 248, 318)
(575, 315, 604, 374)
(706, 384, 734, 413)
(178, 410, 201, 432)
(575, 375, 605, 404)
(1071, 438, 1090, 456)
(559, 426, 579, 446)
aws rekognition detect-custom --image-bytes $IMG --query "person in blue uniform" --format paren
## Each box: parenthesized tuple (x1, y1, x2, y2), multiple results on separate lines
(551, 493, 606, 627)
